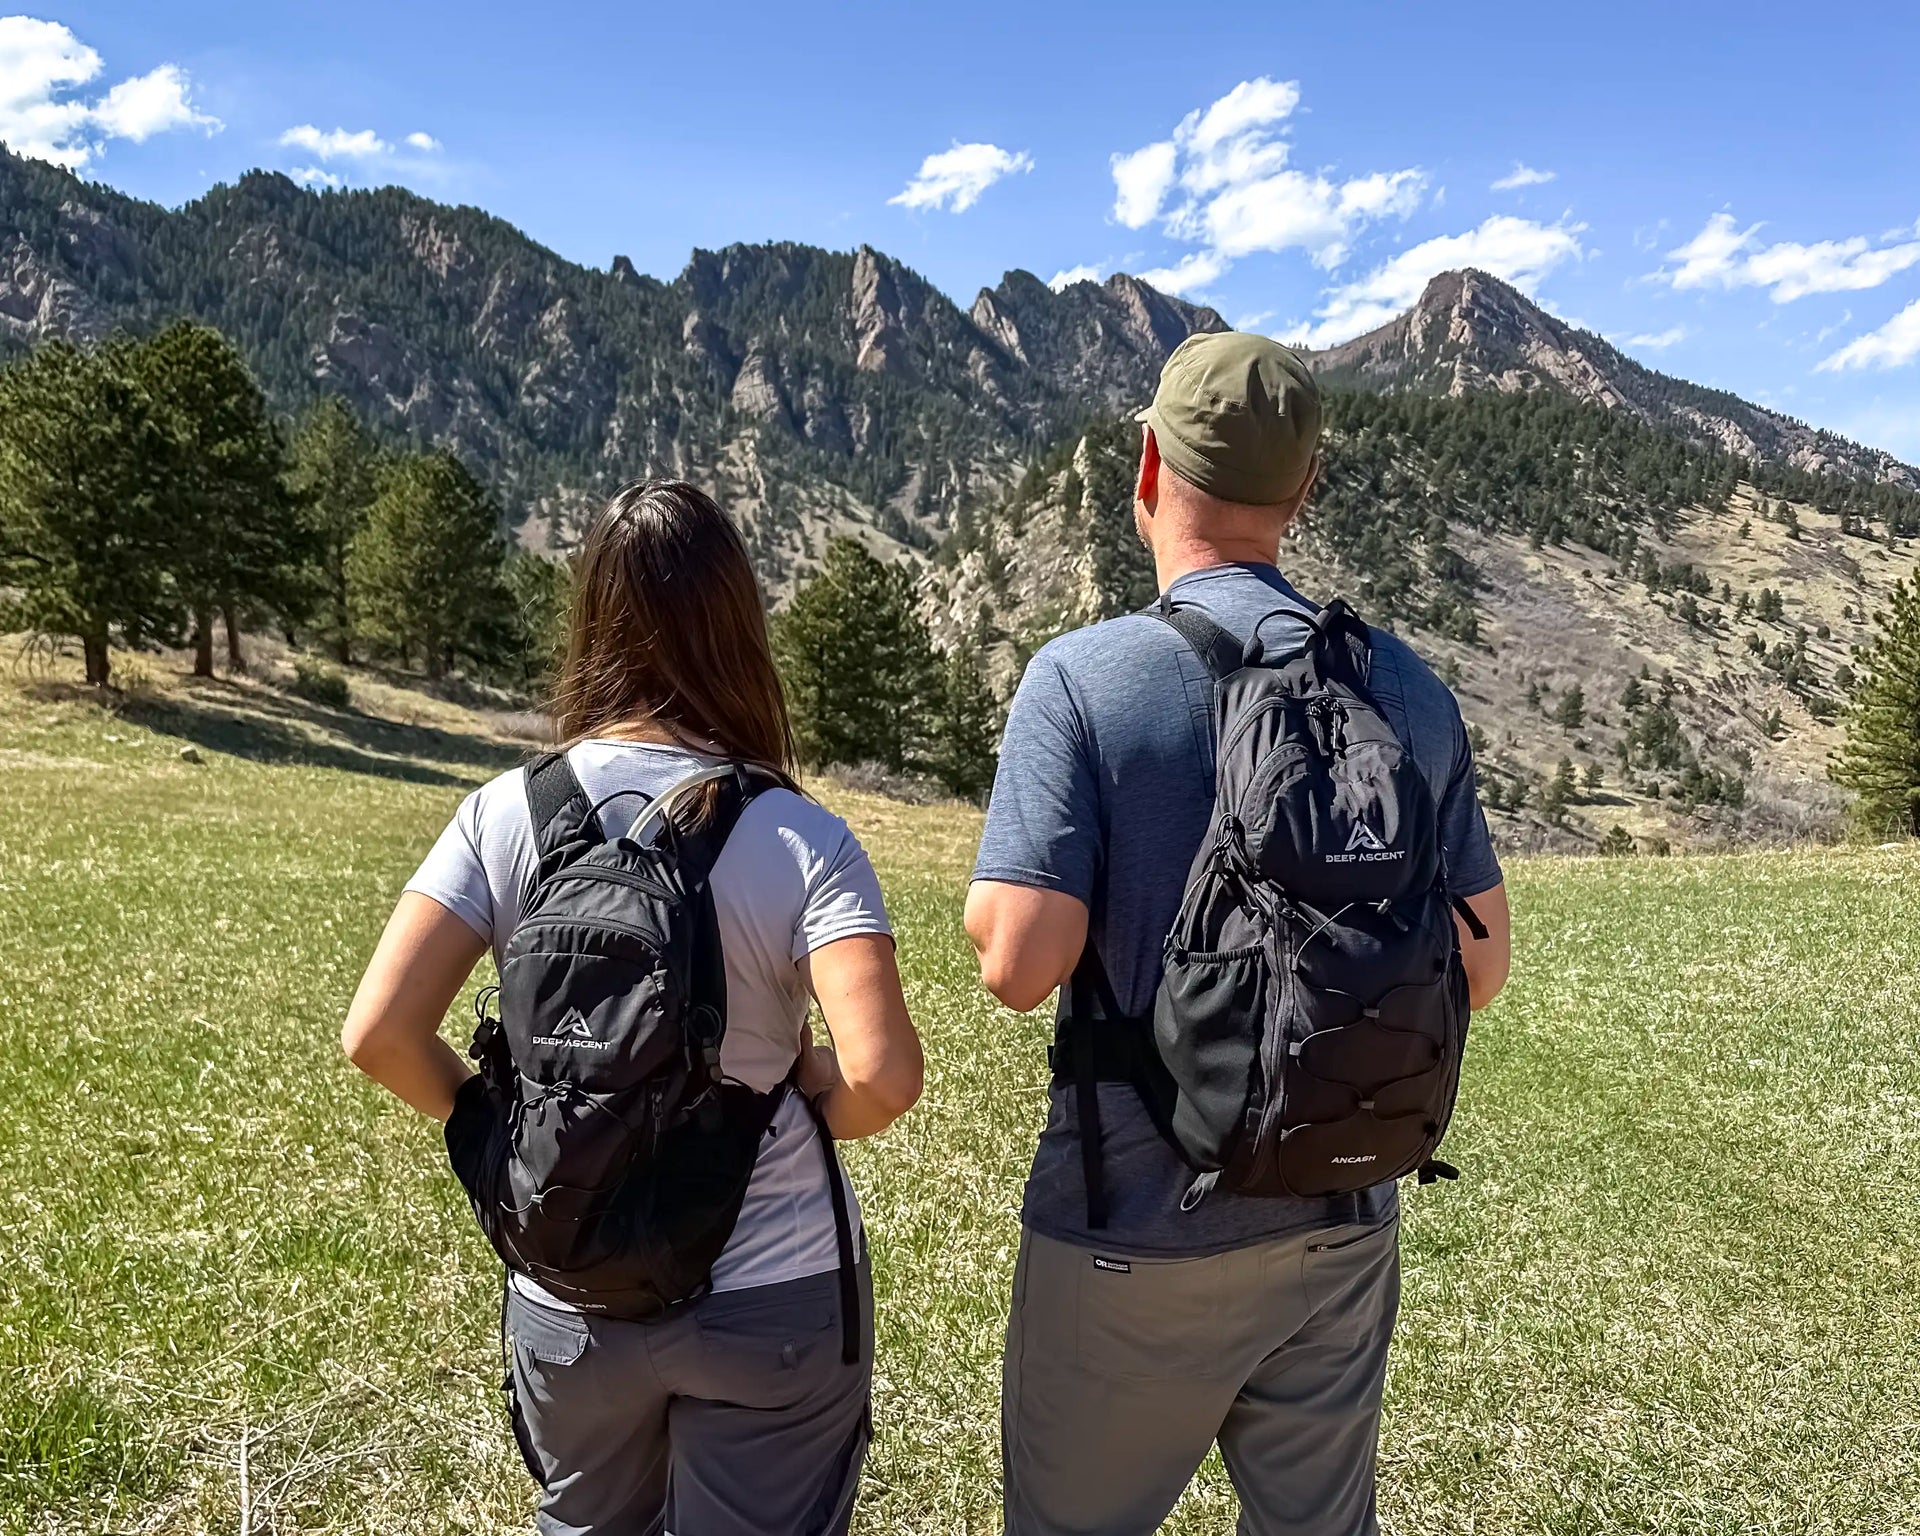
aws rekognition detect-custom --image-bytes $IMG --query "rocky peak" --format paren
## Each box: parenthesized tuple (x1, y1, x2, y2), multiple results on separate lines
(850, 244, 910, 375)
(610, 253, 641, 286)
(1305, 268, 1913, 487)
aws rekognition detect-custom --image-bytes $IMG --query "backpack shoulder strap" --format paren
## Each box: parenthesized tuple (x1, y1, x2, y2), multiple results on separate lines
(1309, 599, 1374, 691)
(525, 751, 604, 860)
(1152, 597, 1242, 680)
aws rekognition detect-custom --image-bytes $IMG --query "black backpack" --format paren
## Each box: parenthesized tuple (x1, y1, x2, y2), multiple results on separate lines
(443, 752, 859, 1361)
(1055, 597, 1487, 1226)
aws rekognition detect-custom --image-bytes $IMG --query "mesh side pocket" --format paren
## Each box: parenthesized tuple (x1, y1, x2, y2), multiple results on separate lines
(1156, 870, 1272, 1173)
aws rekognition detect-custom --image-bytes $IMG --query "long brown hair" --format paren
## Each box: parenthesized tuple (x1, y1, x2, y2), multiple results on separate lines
(552, 480, 798, 785)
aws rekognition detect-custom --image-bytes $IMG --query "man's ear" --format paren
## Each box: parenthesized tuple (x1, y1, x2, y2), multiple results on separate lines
(1136, 424, 1161, 511)
(1278, 453, 1320, 535)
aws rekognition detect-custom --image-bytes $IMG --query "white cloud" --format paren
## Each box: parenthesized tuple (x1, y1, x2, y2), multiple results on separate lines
(1491, 162, 1555, 191)
(279, 124, 390, 160)
(289, 165, 341, 189)
(1286, 214, 1585, 348)
(403, 131, 441, 152)
(1111, 77, 1425, 293)
(1818, 298, 1920, 372)
(0, 15, 219, 169)
(889, 141, 1031, 213)
(1659, 211, 1920, 302)
(1111, 140, 1177, 229)
(1137, 249, 1231, 298)
(1625, 325, 1688, 349)
(1048, 263, 1103, 291)
(90, 63, 216, 141)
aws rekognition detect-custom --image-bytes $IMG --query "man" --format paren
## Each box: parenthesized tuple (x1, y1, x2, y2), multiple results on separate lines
(966, 332, 1511, 1536)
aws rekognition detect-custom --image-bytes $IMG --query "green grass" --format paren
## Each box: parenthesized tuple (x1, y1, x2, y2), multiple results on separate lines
(1, 659, 1917, 1534)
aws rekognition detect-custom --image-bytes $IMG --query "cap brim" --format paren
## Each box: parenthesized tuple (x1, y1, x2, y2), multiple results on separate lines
(1133, 404, 1156, 425)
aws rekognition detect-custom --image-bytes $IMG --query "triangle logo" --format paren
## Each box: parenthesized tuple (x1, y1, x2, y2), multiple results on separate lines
(1345, 821, 1388, 854)
(557, 1007, 594, 1038)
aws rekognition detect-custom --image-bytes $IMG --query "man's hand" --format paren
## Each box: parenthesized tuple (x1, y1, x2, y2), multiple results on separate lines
(964, 881, 1089, 1012)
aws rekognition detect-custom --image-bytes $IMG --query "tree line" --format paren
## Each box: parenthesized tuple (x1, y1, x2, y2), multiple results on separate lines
(0, 324, 562, 688)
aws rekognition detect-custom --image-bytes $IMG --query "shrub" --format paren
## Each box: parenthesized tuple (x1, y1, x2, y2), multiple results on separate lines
(291, 656, 351, 709)
(1598, 824, 1635, 856)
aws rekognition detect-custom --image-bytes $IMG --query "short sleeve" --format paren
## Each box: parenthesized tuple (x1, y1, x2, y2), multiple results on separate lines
(1438, 720, 1503, 899)
(404, 789, 498, 944)
(791, 817, 893, 963)
(971, 651, 1101, 903)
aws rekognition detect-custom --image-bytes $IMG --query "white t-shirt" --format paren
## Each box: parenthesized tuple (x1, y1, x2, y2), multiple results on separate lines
(406, 739, 891, 1298)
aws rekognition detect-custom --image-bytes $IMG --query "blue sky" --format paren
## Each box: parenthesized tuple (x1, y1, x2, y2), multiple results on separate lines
(5, 1, 1919, 459)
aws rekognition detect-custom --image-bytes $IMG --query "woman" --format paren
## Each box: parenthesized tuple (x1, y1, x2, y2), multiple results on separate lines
(341, 480, 924, 1535)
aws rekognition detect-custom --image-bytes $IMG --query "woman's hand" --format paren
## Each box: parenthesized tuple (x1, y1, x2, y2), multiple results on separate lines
(796, 1032, 844, 1104)
(342, 892, 488, 1121)
(798, 933, 923, 1139)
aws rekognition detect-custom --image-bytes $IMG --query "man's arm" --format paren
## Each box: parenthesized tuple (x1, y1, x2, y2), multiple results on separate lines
(1454, 881, 1511, 1011)
(964, 882, 1088, 1013)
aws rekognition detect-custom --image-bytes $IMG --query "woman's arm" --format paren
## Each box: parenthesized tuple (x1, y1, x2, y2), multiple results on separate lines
(342, 891, 489, 1121)
(797, 933, 924, 1139)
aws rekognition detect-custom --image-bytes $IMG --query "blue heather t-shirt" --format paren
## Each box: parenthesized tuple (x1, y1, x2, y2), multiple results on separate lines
(974, 562, 1503, 1257)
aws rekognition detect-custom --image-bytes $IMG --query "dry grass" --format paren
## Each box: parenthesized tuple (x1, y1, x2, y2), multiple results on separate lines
(2, 646, 1917, 1533)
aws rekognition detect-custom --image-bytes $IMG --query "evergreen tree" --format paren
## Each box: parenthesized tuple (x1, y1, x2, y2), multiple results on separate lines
(1831, 578, 1920, 837)
(348, 451, 513, 678)
(926, 645, 1000, 800)
(1620, 675, 1647, 710)
(1553, 683, 1587, 729)
(773, 537, 942, 775)
(129, 322, 301, 675)
(288, 396, 382, 663)
(0, 340, 178, 685)
(502, 548, 571, 696)
(1541, 755, 1578, 819)
(1598, 824, 1634, 856)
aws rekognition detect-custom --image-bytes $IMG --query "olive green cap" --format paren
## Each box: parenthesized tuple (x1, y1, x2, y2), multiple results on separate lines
(1136, 331, 1323, 505)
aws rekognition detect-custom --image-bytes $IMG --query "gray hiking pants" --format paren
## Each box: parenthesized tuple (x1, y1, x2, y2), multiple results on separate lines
(1002, 1217, 1400, 1536)
(504, 1262, 872, 1536)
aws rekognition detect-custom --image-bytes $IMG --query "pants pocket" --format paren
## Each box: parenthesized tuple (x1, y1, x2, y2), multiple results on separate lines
(1300, 1217, 1401, 1344)
(503, 1293, 592, 1489)
(1073, 1248, 1224, 1380)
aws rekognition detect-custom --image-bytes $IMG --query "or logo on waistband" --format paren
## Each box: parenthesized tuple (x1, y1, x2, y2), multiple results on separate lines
(1091, 1256, 1132, 1274)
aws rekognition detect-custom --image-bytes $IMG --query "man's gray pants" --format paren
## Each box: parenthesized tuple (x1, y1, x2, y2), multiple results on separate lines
(505, 1263, 872, 1535)
(1002, 1216, 1400, 1536)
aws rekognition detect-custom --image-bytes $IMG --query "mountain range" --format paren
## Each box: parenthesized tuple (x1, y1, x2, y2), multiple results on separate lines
(4, 144, 1919, 848)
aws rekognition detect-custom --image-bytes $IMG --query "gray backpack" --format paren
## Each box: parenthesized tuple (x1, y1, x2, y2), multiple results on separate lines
(1055, 597, 1484, 1225)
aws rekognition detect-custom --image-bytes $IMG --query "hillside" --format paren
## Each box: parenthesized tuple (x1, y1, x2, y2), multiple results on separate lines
(929, 390, 1920, 851)
(0, 146, 1222, 585)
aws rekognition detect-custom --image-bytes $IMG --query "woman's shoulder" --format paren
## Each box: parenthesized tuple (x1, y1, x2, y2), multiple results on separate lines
(736, 782, 858, 848)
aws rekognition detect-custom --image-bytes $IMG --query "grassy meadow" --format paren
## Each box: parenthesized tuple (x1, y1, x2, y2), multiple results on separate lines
(1, 655, 1917, 1534)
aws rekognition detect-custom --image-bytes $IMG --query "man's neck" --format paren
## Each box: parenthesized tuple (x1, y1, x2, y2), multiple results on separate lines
(1154, 537, 1282, 592)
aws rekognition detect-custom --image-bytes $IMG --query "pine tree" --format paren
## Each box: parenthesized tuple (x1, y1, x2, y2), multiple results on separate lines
(348, 451, 512, 678)
(1831, 578, 1920, 837)
(926, 645, 1000, 800)
(502, 548, 571, 696)
(0, 340, 178, 685)
(1597, 824, 1634, 856)
(773, 537, 943, 775)
(1553, 683, 1587, 729)
(129, 322, 302, 675)
(1542, 756, 1578, 819)
(288, 396, 382, 663)
(1620, 675, 1646, 710)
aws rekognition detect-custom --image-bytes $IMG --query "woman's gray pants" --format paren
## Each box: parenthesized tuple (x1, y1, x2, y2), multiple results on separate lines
(504, 1262, 873, 1535)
